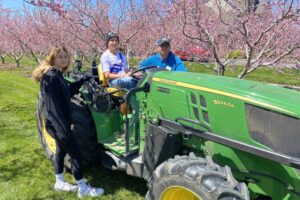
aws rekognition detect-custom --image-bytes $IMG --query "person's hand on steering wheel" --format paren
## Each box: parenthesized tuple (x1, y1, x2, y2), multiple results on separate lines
(129, 65, 159, 81)
(127, 68, 142, 79)
(132, 70, 143, 78)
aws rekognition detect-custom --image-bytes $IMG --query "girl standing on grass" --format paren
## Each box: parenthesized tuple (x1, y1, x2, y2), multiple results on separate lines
(32, 45, 104, 198)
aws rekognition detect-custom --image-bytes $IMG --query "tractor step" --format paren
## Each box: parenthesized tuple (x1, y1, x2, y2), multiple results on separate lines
(101, 151, 146, 178)
(126, 154, 148, 178)
(102, 133, 139, 156)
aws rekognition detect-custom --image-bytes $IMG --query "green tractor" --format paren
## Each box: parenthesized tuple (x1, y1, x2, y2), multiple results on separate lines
(36, 64, 300, 200)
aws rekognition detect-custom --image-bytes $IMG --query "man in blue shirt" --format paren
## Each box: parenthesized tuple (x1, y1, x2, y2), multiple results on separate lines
(140, 37, 187, 71)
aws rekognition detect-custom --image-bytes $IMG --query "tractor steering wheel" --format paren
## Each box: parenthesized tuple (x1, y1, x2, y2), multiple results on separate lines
(130, 65, 158, 80)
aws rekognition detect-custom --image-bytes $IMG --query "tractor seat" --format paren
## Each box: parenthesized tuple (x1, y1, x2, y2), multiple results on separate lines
(97, 64, 126, 97)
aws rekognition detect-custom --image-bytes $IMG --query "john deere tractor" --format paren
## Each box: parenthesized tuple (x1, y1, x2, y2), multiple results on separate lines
(36, 63, 300, 200)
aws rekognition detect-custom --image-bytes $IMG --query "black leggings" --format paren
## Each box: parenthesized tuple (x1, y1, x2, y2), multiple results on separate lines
(54, 136, 83, 180)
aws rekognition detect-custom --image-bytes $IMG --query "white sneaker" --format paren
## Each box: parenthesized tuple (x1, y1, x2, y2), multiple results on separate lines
(54, 181, 78, 192)
(78, 184, 104, 198)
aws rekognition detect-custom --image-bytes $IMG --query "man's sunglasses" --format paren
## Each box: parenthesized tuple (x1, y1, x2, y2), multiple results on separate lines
(160, 43, 170, 47)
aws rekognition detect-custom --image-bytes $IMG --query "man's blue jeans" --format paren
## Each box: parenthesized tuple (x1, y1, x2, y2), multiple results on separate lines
(109, 76, 136, 90)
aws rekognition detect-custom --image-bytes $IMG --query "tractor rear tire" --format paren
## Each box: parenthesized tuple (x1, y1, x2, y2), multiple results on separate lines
(145, 153, 250, 200)
(70, 94, 101, 165)
(36, 93, 101, 168)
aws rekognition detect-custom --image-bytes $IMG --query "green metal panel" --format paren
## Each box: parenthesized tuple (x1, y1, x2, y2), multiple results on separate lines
(90, 108, 122, 142)
(152, 72, 300, 117)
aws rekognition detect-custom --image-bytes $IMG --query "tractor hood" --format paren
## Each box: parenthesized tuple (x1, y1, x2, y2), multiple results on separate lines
(151, 71, 300, 118)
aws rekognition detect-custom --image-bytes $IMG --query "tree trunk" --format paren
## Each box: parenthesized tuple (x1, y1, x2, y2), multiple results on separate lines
(33, 56, 40, 64)
(16, 59, 21, 68)
(238, 68, 248, 79)
(126, 45, 131, 67)
(1, 56, 4, 64)
(215, 62, 225, 76)
(238, 63, 256, 79)
(12, 54, 23, 68)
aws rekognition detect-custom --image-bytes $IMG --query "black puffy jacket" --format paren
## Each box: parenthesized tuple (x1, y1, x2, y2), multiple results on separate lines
(40, 68, 84, 141)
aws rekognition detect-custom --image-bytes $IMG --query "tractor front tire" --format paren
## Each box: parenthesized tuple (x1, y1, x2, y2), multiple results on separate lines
(36, 93, 100, 167)
(146, 153, 249, 200)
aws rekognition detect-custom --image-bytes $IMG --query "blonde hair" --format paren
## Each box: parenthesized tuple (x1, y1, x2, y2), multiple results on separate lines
(32, 45, 70, 82)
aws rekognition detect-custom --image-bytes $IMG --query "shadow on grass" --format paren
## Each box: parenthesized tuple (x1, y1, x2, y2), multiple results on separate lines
(82, 160, 148, 197)
(0, 146, 44, 182)
(0, 103, 35, 112)
(0, 102, 45, 182)
(0, 103, 36, 133)
(31, 196, 66, 200)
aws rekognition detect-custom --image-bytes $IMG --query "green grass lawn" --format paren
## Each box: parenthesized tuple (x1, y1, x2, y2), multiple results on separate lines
(0, 70, 147, 200)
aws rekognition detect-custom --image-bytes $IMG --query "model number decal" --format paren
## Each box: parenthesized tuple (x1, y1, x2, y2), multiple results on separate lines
(213, 100, 235, 108)
(157, 78, 177, 85)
